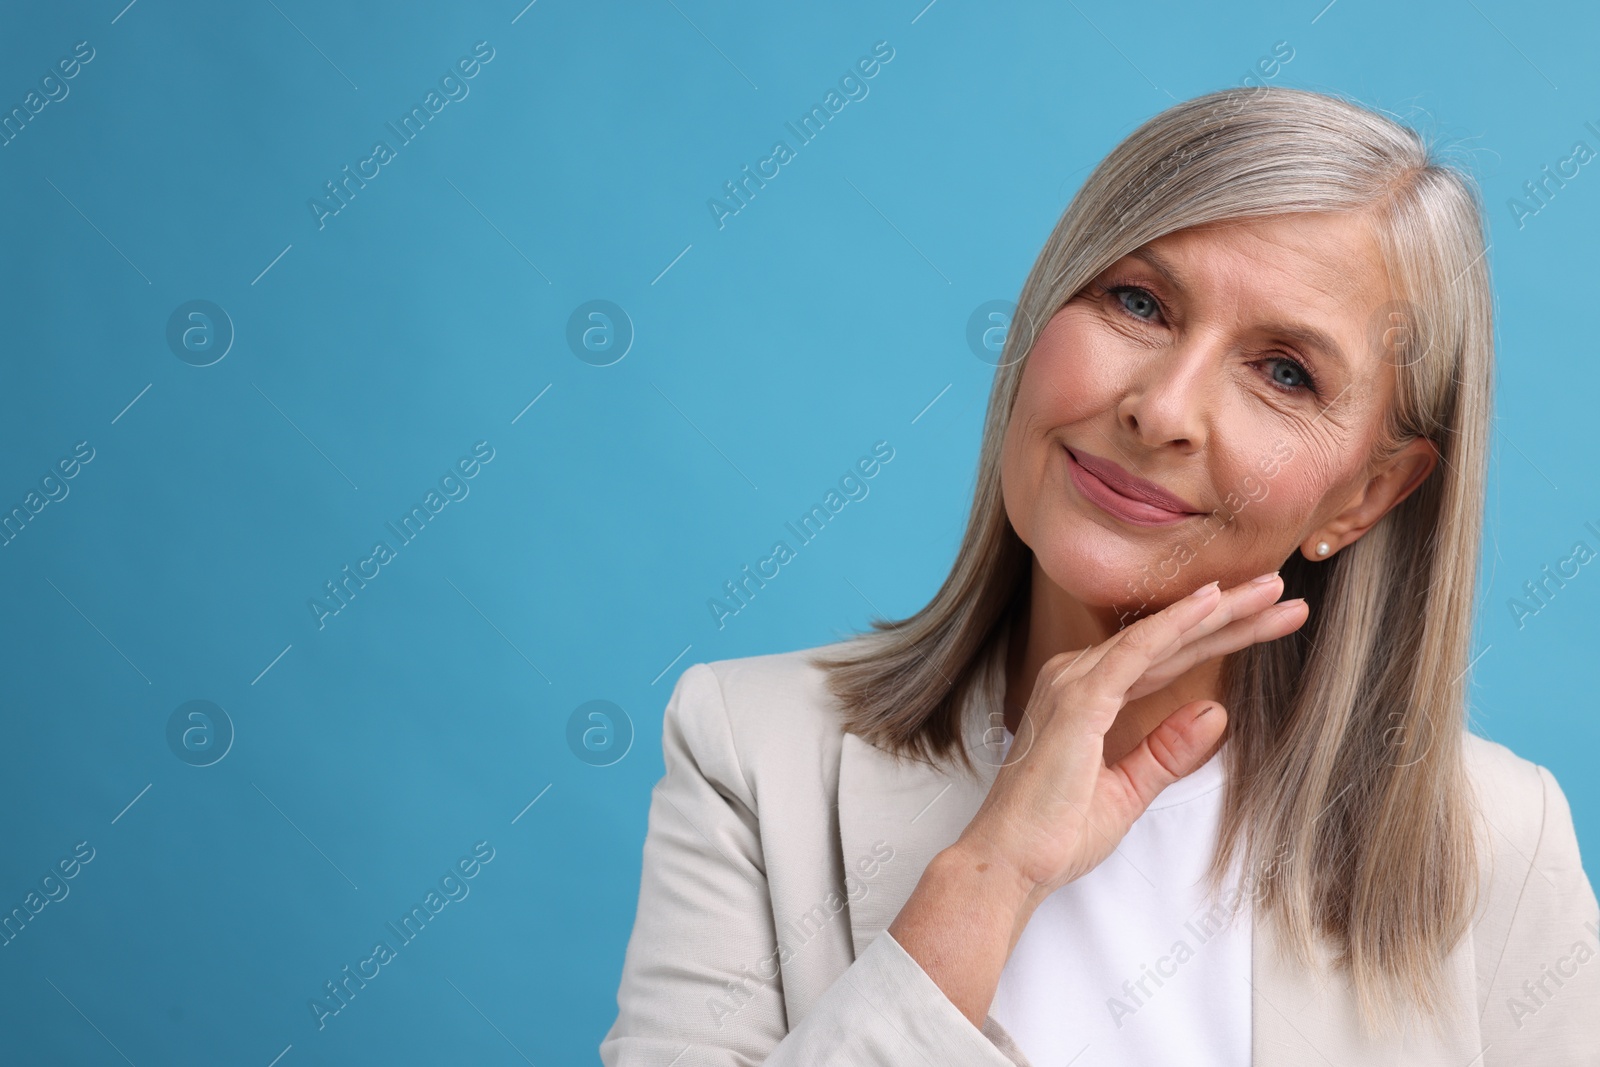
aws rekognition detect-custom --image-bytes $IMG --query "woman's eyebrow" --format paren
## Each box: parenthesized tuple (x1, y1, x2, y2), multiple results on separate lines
(1257, 318, 1353, 376)
(1125, 246, 1352, 376)
(1126, 246, 1185, 291)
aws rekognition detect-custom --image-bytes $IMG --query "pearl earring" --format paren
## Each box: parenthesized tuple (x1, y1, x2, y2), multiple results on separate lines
(1315, 541, 1330, 557)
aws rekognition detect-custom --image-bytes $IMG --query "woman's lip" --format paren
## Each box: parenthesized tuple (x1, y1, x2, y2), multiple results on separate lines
(1064, 446, 1199, 526)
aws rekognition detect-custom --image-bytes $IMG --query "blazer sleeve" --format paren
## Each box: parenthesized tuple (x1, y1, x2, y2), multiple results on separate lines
(1478, 763, 1600, 1063)
(599, 662, 1028, 1066)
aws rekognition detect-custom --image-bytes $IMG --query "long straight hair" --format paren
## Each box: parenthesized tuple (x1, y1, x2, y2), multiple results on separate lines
(812, 85, 1491, 1038)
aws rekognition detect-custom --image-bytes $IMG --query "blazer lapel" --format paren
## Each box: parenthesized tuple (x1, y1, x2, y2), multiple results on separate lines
(839, 623, 1012, 960)
(838, 707, 1001, 959)
(835, 623, 1483, 1065)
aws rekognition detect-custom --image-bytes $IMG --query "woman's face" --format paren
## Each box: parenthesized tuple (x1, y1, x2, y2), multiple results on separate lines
(1000, 210, 1438, 617)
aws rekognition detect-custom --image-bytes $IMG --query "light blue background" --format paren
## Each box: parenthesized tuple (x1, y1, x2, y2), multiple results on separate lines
(1, 0, 1595, 1062)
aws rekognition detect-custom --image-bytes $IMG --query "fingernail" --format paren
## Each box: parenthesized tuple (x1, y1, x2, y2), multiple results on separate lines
(1251, 571, 1281, 586)
(1189, 580, 1220, 599)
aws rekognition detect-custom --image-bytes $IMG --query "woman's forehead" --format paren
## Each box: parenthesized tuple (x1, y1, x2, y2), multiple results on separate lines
(1142, 213, 1390, 296)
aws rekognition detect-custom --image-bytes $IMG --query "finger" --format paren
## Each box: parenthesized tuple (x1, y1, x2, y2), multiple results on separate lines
(1105, 699, 1229, 819)
(1063, 582, 1240, 713)
(1170, 596, 1308, 675)
(1167, 572, 1289, 648)
(1123, 597, 1309, 703)
(1043, 573, 1285, 695)
(1037, 580, 1224, 693)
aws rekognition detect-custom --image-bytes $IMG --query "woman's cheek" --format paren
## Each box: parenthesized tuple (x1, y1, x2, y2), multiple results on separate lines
(1023, 318, 1120, 424)
(998, 420, 1043, 542)
(1243, 467, 1328, 544)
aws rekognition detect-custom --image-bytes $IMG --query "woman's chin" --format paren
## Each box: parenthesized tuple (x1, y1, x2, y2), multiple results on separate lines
(1033, 541, 1213, 615)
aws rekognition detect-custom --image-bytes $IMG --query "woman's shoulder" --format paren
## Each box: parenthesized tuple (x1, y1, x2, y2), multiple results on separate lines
(676, 636, 855, 723)
(1460, 729, 1596, 941)
(1459, 730, 1599, 1043)
(1459, 729, 1576, 855)
(660, 637, 862, 797)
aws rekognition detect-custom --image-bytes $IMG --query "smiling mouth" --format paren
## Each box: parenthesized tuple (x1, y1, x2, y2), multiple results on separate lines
(1063, 446, 1200, 527)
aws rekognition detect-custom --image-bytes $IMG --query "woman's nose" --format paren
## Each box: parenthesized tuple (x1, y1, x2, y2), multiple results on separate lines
(1115, 334, 1219, 450)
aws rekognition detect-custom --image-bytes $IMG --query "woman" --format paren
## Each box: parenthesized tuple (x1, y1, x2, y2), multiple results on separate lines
(601, 86, 1600, 1064)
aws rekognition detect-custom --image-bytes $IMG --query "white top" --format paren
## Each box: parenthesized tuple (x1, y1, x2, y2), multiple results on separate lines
(987, 729, 1253, 1066)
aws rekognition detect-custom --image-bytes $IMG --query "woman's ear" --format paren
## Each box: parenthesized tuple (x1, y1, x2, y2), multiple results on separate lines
(1371, 436, 1440, 513)
(1318, 436, 1440, 549)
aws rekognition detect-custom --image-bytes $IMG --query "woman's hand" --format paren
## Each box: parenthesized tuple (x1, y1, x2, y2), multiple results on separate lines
(885, 572, 1306, 1029)
(952, 571, 1307, 913)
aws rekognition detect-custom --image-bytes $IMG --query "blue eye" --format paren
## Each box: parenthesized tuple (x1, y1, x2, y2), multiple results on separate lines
(1109, 285, 1161, 321)
(1265, 356, 1315, 393)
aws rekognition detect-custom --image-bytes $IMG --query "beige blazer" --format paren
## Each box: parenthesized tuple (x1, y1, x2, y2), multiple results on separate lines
(601, 629, 1600, 1065)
